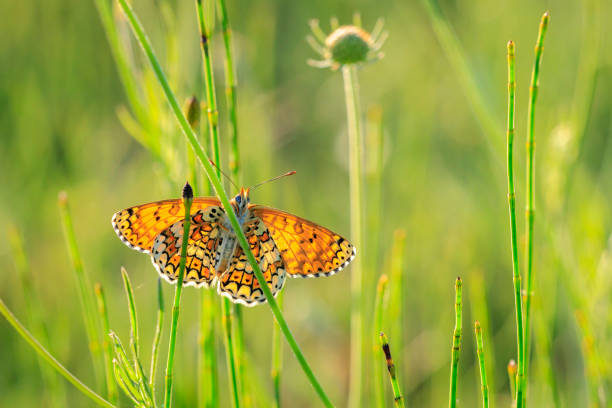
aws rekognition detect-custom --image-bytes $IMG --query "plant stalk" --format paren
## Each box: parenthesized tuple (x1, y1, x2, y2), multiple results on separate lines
(448, 277, 462, 408)
(117, 2, 333, 404)
(522, 13, 550, 406)
(342, 63, 365, 408)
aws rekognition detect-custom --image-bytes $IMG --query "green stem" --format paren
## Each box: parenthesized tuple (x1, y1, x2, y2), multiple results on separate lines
(150, 278, 165, 396)
(342, 64, 364, 408)
(163, 185, 193, 408)
(380, 332, 405, 408)
(506, 40, 525, 407)
(195, 0, 221, 178)
(522, 13, 550, 406)
(373, 275, 389, 408)
(475, 321, 489, 408)
(217, 0, 240, 184)
(94, 284, 119, 404)
(448, 277, 462, 408)
(271, 290, 284, 408)
(58, 192, 104, 388)
(0, 297, 116, 408)
(117, 2, 333, 405)
(121, 267, 140, 358)
(222, 298, 241, 408)
(215, 3, 248, 405)
(200, 291, 219, 408)
(507, 360, 517, 407)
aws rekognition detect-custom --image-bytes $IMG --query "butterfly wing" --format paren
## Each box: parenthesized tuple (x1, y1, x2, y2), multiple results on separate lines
(112, 197, 221, 253)
(249, 205, 356, 278)
(218, 214, 286, 306)
(151, 207, 225, 287)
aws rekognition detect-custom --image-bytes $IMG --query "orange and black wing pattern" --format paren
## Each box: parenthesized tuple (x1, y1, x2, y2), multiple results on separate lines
(150, 207, 225, 287)
(249, 205, 356, 278)
(218, 214, 286, 306)
(111, 197, 221, 253)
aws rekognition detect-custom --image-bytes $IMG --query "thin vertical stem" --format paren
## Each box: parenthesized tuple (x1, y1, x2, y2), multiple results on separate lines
(195, 0, 221, 177)
(215, 2, 248, 405)
(0, 297, 116, 408)
(475, 321, 489, 408)
(448, 277, 462, 408)
(121, 267, 140, 358)
(380, 332, 405, 408)
(163, 183, 193, 408)
(58, 192, 104, 388)
(508, 360, 517, 407)
(94, 284, 119, 404)
(200, 291, 219, 408)
(342, 64, 364, 408)
(271, 291, 284, 408)
(117, 2, 333, 404)
(222, 298, 241, 408)
(150, 278, 165, 395)
(522, 13, 550, 406)
(373, 275, 389, 408)
(217, 0, 240, 183)
(506, 40, 525, 407)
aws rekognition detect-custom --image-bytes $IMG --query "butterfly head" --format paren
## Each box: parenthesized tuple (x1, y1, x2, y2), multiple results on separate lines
(232, 187, 251, 217)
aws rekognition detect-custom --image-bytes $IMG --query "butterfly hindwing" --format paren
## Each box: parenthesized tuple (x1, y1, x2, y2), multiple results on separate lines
(111, 197, 221, 253)
(151, 206, 225, 287)
(250, 205, 356, 278)
(218, 214, 286, 306)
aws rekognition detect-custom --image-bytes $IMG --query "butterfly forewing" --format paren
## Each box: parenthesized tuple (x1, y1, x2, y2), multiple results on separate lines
(249, 205, 356, 278)
(111, 197, 221, 253)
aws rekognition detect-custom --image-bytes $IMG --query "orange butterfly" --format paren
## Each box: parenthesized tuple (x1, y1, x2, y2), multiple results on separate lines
(111, 187, 356, 306)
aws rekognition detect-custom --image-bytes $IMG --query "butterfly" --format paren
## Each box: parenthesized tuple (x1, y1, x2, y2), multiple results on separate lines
(111, 187, 356, 306)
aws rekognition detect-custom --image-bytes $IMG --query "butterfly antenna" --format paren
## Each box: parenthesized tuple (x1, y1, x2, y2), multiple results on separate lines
(208, 160, 238, 190)
(250, 171, 297, 190)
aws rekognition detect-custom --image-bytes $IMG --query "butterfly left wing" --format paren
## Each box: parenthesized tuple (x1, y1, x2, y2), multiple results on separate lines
(218, 214, 286, 306)
(249, 205, 356, 278)
(112, 197, 221, 253)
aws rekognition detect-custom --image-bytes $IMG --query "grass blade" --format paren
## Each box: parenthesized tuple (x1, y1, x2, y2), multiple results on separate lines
(150, 278, 165, 397)
(380, 332, 405, 408)
(271, 290, 284, 408)
(448, 277, 462, 408)
(115, 2, 333, 404)
(94, 284, 119, 404)
(474, 321, 489, 408)
(58, 191, 105, 388)
(373, 275, 389, 408)
(522, 13, 550, 406)
(0, 297, 116, 408)
(505, 40, 525, 406)
(163, 183, 194, 408)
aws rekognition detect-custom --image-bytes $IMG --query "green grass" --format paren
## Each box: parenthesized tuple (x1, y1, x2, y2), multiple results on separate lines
(2, 0, 611, 407)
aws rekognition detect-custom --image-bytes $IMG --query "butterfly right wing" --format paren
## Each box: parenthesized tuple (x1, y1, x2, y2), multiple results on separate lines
(151, 206, 226, 287)
(112, 197, 221, 254)
(250, 205, 356, 278)
(218, 213, 286, 306)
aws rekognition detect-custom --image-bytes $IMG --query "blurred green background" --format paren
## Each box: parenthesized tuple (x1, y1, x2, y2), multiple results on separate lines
(1, 0, 611, 406)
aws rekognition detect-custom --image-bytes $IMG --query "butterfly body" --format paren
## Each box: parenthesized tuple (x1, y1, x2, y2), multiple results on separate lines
(112, 188, 355, 306)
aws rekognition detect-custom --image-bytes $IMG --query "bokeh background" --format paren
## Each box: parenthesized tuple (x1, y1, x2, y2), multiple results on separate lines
(1, 0, 611, 406)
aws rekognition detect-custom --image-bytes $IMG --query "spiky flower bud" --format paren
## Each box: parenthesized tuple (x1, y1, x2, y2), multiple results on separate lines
(326, 26, 372, 65)
(307, 17, 387, 70)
